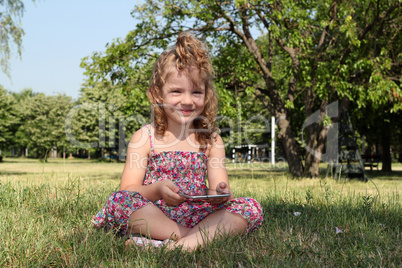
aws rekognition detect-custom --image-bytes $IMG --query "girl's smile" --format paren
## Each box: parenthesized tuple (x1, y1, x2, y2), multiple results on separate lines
(178, 109, 194, 115)
(161, 68, 205, 126)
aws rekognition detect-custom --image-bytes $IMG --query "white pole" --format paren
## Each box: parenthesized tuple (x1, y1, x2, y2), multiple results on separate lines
(25, 148, 28, 157)
(271, 116, 275, 166)
(232, 148, 235, 163)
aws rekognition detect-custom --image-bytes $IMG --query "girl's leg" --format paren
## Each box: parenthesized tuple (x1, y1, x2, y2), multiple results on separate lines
(172, 209, 247, 251)
(127, 204, 191, 241)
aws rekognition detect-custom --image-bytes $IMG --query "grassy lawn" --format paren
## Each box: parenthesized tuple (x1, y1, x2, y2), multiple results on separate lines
(0, 158, 400, 267)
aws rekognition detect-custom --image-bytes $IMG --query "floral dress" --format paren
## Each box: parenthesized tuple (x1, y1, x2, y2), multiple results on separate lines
(92, 125, 263, 235)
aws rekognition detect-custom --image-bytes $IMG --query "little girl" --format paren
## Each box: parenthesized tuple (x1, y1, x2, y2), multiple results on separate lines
(92, 32, 263, 251)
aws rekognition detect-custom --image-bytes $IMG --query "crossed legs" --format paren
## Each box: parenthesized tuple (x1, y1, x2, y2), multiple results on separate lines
(126, 204, 247, 251)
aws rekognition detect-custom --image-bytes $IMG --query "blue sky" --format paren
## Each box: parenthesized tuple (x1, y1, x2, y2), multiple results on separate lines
(0, 0, 138, 100)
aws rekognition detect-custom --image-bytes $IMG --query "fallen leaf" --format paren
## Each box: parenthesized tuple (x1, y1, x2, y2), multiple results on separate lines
(335, 227, 344, 234)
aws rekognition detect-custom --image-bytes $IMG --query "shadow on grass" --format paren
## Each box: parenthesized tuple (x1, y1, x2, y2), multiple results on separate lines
(89, 173, 122, 181)
(319, 167, 402, 181)
(228, 169, 288, 180)
(0, 160, 29, 164)
(364, 170, 402, 180)
(231, 166, 401, 181)
(0, 171, 28, 175)
(0, 158, 103, 165)
(242, 198, 401, 266)
(227, 167, 288, 172)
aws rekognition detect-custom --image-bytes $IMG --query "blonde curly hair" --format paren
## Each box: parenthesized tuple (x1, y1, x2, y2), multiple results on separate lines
(146, 32, 218, 148)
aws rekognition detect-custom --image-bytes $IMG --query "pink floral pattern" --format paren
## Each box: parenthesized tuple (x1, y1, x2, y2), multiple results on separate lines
(92, 125, 263, 235)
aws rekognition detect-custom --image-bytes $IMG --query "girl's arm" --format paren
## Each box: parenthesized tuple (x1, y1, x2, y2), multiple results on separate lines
(206, 134, 233, 202)
(120, 127, 185, 205)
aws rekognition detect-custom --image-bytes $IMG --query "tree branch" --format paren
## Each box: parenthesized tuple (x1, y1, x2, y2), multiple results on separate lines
(275, 38, 299, 103)
(251, 5, 270, 31)
(338, 1, 399, 66)
(317, 1, 337, 53)
(255, 88, 275, 114)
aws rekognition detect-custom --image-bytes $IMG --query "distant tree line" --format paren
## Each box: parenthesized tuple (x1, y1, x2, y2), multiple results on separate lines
(1, 0, 400, 176)
(0, 85, 141, 161)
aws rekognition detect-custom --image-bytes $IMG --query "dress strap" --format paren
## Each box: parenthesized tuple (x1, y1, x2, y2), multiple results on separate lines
(144, 124, 155, 155)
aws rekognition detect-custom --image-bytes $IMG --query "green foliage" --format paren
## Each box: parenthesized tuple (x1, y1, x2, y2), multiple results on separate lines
(0, 0, 35, 75)
(10, 88, 36, 153)
(307, 0, 400, 110)
(0, 87, 18, 149)
(213, 40, 270, 147)
(12, 91, 73, 159)
(68, 82, 149, 155)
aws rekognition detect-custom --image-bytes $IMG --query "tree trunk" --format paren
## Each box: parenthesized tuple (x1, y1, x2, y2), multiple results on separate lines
(41, 150, 48, 162)
(261, 79, 304, 177)
(304, 123, 329, 178)
(303, 86, 318, 177)
(304, 122, 317, 177)
(254, 88, 304, 177)
(303, 99, 330, 178)
(230, 16, 304, 177)
(381, 120, 392, 172)
(101, 147, 105, 160)
(277, 113, 304, 177)
(304, 146, 317, 177)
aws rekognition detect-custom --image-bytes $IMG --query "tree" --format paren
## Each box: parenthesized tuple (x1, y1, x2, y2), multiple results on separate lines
(68, 81, 149, 160)
(81, 0, 401, 177)
(0, 87, 18, 151)
(353, 101, 402, 172)
(298, 0, 401, 176)
(213, 39, 271, 148)
(0, 0, 34, 75)
(11, 88, 37, 156)
(16, 92, 73, 160)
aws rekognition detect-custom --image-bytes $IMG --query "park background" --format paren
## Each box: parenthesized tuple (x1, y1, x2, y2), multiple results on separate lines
(0, 0, 401, 267)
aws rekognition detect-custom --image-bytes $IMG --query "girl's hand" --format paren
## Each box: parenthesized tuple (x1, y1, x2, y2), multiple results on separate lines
(208, 182, 232, 205)
(159, 180, 186, 206)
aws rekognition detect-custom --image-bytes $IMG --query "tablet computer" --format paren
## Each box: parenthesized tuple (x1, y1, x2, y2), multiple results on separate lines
(178, 189, 231, 199)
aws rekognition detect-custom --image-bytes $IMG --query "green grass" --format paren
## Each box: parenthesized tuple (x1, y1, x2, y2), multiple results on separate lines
(0, 158, 401, 267)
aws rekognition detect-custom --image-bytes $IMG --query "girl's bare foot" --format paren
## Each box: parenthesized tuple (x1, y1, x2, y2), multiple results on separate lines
(125, 234, 171, 249)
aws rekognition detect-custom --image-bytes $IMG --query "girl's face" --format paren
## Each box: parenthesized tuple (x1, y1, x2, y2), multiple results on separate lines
(161, 68, 206, 126)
